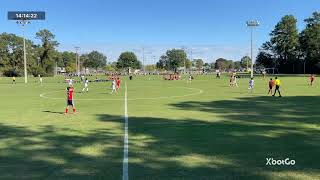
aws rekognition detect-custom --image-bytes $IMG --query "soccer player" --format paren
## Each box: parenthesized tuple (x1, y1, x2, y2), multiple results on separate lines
(39, 75, 43, 85)
(65, 86, 76, 114)
(233, 75, 239, 87)
(12, 76, 16, 84)
(116, 77, 121, 91)
(188, 74, 192, 83)
(229, 75, 233, 87)
(268, 78, 274, 95)
(68, 78, 73, 86)
(310, 74, 315, 86)
(110, 79, 117, 94)
(248, 78, 254, 92)
(262, 70, 267, 80)
(82, 78, 89, 92)
(273, 77, 282, 97)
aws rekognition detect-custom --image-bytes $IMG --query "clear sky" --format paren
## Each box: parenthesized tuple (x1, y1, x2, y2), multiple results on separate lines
(1, 0, 319, 63)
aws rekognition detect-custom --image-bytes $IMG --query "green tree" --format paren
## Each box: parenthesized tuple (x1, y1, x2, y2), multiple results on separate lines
(104, 63, 116, 72)
(145, 64, 156, 72)
(61, 51, 76, 73)
(193, 59, 204, 70)
(116, 52, 141, 70)
(156, 49, 187, 72)
(0, 33, 38, 76)
(83, 51, 107, 71)
(256, 51, 274, 68)
(185, 59, 192, 69)
(240, 56, 252, 68)
(234, 61, 241, 69)
(300, 12, 320, 73)
(214, 58, 228, 70)
(36, 29, 59, 75)
(264, 15, 300, 73)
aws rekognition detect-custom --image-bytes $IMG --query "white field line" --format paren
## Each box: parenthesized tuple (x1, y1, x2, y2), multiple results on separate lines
(123, 82, 129, 180)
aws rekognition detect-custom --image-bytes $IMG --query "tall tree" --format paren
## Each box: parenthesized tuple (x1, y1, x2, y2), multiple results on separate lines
(193, 59, 204, 70)
(156, 49, 187, 72)
(83, 51, 107, 71)
(255, 51, 274, 68)
(270, 15, 300, 72)
(214, 58, 228, 70)
(36, 29, 59, 75)
(240, 56, 251, 68)
(116, 52, 141, 70)
(61, 51, 76, 73)
(300, 12, 320, 73)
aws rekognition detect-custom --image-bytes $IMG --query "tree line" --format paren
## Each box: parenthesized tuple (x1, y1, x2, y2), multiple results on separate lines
(0, 30, 143, 77)
(256, 12, 320, 74)
(2, 12, 319, 76)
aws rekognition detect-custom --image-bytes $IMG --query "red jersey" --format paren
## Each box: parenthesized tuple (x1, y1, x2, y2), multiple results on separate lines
(67, 88, 74, 100)
(116, 79, 120, 86)
(269, 80, 274, 87)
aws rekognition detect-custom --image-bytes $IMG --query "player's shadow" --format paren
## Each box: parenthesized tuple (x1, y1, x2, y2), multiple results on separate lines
(42, 110, 64, 114)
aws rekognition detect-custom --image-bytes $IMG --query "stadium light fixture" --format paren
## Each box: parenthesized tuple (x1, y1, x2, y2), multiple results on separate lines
(246, 20, 259, 78)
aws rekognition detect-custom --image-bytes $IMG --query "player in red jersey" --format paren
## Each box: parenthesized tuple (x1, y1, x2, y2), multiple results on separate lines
(65, 86, 76, 114)
(310, 74, 315, 86)
(268, 78, 275, 95)
(116, 77, 121, 91)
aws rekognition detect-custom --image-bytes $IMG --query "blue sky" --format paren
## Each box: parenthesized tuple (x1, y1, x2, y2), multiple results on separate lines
(1, 0, 319, 64)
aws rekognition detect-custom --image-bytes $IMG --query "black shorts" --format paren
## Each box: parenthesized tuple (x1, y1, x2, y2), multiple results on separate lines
(67, 99, 74, 106)
(275, 85, 280, 90)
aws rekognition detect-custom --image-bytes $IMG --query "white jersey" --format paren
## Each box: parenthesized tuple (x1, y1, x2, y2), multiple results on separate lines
(112, 81, 116, 89)
(249, 80, 254, 86)
(84, 80, 88, 87)
(68, 79, 73, 86)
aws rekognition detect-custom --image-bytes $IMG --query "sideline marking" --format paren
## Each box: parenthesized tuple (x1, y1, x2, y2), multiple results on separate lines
(123, 82, 129, 180)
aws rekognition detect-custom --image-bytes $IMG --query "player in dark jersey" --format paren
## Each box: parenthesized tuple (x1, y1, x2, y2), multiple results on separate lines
(65, 86, 76, 114)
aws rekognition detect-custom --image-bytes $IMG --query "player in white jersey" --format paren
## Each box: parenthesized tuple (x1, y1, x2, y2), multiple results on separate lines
(233, 75, 238, 87)
(39, 75, 43, 85)
(248, 78, 254, 92)
(110, 80, 117, 94)
(82, 78, 89, 92)
(68, 78, 73, 86)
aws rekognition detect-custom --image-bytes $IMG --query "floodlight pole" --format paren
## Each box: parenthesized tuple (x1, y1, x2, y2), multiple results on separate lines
(17, 20, 30, 83)
(250, 28, 253, 77)
(142, 47, 145, 73)
(246, 20, 259, 78)
(75, 46, 80, 75)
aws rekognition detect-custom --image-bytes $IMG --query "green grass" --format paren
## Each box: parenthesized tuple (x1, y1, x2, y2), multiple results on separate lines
(0, 75, 319, 180)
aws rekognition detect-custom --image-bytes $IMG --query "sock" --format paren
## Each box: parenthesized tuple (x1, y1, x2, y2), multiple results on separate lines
(73, 108, 76, 113)
(65, 108, 68, 113)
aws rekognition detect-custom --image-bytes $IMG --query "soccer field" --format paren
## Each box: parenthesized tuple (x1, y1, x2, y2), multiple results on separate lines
(0, 75, 319, 180)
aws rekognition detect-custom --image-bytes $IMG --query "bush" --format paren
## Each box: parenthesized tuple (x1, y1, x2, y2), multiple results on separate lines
(2, 68, 23, 77)
(30, 66, 46, 77)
